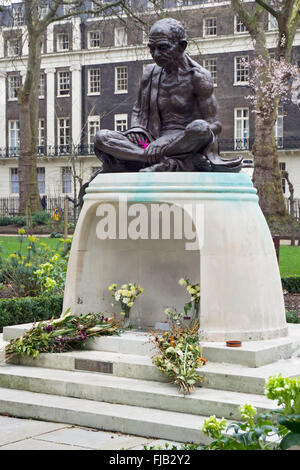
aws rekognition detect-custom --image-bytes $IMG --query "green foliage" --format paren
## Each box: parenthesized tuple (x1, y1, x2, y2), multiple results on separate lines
(32, 211, 51, 226)
(12, 216, 26, 227)
(0, 231, 69, 297)
(4, 311, 120, 360)
(286, 310, 300, 323)
(0, 216, 13, 226)
(0, 294, 63, 332)
(281, 275, 300, 293)
(151, 322, 205, 395)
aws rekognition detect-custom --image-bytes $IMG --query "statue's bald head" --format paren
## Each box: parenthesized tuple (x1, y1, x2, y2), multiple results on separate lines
(149, 18, 186, 44)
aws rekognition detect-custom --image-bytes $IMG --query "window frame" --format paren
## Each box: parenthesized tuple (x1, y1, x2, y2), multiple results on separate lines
(61, 166, 72, 194)
(57, 33, 70, 52)
(8, 120, 20, 156)
(57, 117, 71, 154)
(88, 30, 101, 49)
(203, 58, 217, 86)
(10, 168, 19, 194)
(57, 70, 71, 97)
(87, 68, 101, 95)
(203, 17, 217, 37)
(114, 27, 128, 47)
(114, 113, 128, 132)
(114, 66, 128, 94)
(234, 55, 249, 86)
(234, 107, 249, 150)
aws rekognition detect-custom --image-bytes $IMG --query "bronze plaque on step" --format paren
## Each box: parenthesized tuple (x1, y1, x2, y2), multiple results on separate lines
(75, 359, 113, 374)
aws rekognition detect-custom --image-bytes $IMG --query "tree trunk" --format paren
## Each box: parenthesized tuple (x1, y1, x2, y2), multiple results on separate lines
(18, 31, 42, 214)
(252, 114, 287, 218)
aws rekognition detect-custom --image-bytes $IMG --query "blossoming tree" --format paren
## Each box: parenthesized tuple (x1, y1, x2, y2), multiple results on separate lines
(231, 0, 300, 218)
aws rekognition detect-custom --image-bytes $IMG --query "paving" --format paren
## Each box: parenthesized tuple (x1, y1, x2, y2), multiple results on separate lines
(0, 414, 182, 450)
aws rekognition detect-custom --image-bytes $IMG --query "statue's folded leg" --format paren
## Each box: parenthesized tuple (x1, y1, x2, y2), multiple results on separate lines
(94, 129, 148, 173)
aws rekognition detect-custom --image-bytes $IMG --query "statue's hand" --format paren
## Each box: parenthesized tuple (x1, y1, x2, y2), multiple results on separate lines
(144, 141, 165, 164)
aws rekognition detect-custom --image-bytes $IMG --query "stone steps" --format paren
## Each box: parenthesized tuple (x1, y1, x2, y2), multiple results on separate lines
(0, 364, 276, 420)
(3, 323, 300, 367)
(6, 348, 300, 395)
(1, 324, 299, 442)
(0, 387, 211, 444)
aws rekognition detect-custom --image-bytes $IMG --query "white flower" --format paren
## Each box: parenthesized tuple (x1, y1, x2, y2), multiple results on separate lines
(115, 294, 120, 301)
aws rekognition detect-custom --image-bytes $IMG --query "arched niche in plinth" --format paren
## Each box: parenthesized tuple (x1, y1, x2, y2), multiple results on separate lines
(63, 172, 288, 341)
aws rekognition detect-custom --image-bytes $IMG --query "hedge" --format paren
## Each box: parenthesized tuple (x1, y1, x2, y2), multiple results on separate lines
(0, 294, 63, 332)
(281, 276, 300, 294)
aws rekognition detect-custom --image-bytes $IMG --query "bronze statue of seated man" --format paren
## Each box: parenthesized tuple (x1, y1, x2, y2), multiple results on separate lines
(94, 18, 242, 173)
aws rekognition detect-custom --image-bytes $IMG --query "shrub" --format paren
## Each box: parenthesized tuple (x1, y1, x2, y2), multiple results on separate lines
(0, 216, 13, 226)
(12, 216, 26, 227)
(0, 232, 69, 297)
(286, 310, 300, 324)
(32, 211, 51, 226)
(282, 276, 300, 293)
(0, 294, 63, 332)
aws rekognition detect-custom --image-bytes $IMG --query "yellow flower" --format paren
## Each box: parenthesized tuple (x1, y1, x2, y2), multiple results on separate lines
(9, 253, 17, 259)
(18, 228, 26, 235)
(25, 263, 32, 267)
(121, 284, 128, 289)
(120, 311, 126, 316)
(108, 283, 117, 291)
(27, 246, 32, 250)
(138, 287, 144, 293)
(28, 236, 38, 243)
(164, 308, 171, 314)
(128, 301, 133, 307)
(178, 278, 187, 287)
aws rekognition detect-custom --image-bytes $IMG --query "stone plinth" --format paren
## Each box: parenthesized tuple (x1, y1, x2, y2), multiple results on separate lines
(63, 172, 287, 341)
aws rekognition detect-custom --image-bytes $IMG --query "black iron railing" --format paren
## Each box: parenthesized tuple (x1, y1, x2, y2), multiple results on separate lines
(0, 138, 299, 159)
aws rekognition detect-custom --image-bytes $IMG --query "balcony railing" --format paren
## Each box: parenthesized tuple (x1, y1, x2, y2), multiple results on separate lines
(0, 138, 299, 159)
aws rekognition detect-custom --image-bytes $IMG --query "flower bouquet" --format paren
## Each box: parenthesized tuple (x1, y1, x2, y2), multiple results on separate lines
(108, 282, 144, 328)
(4, 310, 119, 362)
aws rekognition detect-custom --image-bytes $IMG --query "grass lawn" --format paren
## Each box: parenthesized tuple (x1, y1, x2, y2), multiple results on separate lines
(279, 245, 300, 277)
(0, 236, 299, 277)
(0, 236, 63, 259)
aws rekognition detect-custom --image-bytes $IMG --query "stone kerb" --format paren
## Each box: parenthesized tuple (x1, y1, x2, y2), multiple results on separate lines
(63, 172, 287, 341)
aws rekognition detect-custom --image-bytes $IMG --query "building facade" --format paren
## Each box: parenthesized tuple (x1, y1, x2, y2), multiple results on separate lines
(0, 0, 299, 207)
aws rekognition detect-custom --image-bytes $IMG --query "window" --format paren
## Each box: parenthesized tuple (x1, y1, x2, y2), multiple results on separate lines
(234, 56, 249, 85)
(57, 71, 70, 97)
(204, 18, 217, 37)
(88, 30, 100, 48)
(88, 68, 101, 95)
(203, 58, 217, 85)
(279, 162, 286, 194)
(268, 13, 278, 31)
(38, 5, 49, 18)
(115, 66, 128, 94)
(57, 33, 69, 52)
(114, 27, 127, 47)
(58, 118, 70, 153)
(8, 38, 21, 57)
(8, 120, 20, 156)
(38, 119, 45, 154)
(234, 108, 249, 150)
(62, 167, 72, 193)
(10, 168, 19, 194)
(235, 16, 247, 34)
(8, 75, 21, 100)
(88, 116, 100, 151)
(39, 73, 45, 98)
(114, 114, 128, 132)
(12, 6, 24, 26)
(37, 167, 45, 194)
(274, 106, 284, 148)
